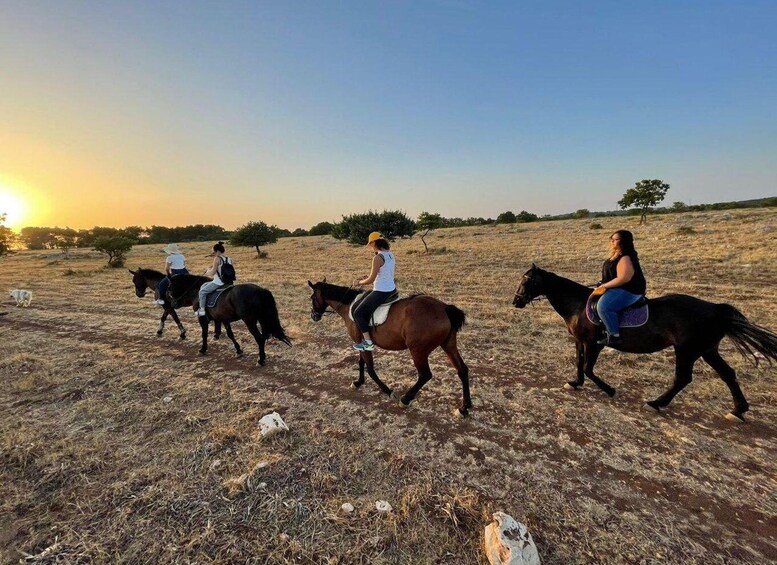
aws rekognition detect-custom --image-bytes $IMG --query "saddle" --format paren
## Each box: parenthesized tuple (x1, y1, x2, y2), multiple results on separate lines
(348, 290, 401, 327)
(586, 295, 649, 328)
(205, 284, 235, 308)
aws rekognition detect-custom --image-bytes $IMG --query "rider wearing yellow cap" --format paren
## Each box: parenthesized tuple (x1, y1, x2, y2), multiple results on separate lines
(352, 231, 396, 351)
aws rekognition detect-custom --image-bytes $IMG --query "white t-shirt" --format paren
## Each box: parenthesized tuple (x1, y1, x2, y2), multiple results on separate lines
(373, 251, 396, 292)
(166, 253, 186, 270)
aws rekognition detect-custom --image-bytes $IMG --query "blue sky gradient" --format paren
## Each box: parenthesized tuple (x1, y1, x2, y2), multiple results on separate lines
(1, 1, 775, 229)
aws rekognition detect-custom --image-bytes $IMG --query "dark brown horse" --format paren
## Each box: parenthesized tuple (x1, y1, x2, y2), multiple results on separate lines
(170, 274, 291, 366)
(512, 264, 777, 420)
(129, 268, 194, 340)
(308, 280, 472, 416)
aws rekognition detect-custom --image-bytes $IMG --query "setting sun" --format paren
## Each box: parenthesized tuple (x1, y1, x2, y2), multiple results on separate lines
(0, 186, 28, 230)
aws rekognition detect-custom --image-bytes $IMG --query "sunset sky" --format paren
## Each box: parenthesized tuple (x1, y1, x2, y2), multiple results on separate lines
(1, 1, 776, 231)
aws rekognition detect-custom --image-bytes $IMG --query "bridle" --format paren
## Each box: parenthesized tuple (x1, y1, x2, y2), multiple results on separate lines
(310, 284, 357, 321)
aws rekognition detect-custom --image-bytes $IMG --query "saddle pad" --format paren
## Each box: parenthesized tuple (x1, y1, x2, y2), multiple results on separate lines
(205, 285, 234, 308)
(586, 295, 649, 328)
(348, 292, 401, 327)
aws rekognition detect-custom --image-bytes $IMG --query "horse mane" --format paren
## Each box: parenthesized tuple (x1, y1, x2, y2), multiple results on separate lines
(139, 268, 165, 279)
(539, 268, 592, 296)
(319, 282, 361, 305)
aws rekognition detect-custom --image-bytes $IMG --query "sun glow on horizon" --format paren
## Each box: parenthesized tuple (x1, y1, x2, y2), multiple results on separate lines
(0, 185, 30, 230)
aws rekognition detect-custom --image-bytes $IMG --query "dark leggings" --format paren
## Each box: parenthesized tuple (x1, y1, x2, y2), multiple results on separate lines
(157, 269, 189, 301)
(353, 290, 395, 332)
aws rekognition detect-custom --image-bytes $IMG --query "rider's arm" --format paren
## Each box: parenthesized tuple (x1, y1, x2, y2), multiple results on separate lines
(601, 256, 635, 289)
(204, 256, 219, 277)
(356, 254, 385, 286)
(165, 258, 172, 276)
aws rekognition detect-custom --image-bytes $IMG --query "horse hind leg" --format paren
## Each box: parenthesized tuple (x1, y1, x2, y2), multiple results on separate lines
(198, 316, 209, 355)
(245, 319, 267, 366)
(157, 309, 169, 336)
(646, 347, 697, 413)
(167, 307, 186, 340)
(702, 348, 749, 421)
(442, 337, 472, 417)
(224, 322, 243, 357)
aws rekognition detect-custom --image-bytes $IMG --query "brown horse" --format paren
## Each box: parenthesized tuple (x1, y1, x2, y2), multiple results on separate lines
(512, 264, 777, 420)
(129, 268, 192, 340)
(170, 274, 291, 366)
(308, 280, 472, 416)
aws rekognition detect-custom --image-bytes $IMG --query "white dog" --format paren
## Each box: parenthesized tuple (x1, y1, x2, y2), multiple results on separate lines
(10, 289, 32, 307)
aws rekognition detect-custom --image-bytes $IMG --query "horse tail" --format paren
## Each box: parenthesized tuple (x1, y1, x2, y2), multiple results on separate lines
(445, 304, 466, 334)
(721, 303, 777, 365)
(259, 290, 292, 346)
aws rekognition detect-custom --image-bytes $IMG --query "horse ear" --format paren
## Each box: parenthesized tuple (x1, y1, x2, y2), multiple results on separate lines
(531, 263, 537, 270)
(322, 277, 327, 283)
(307, 280, 314, 288)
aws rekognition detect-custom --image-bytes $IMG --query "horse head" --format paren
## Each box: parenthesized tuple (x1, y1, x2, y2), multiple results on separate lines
(513, 264, 544, 308)
(308, 278, 327, 321)
(129, 268, 148, 298)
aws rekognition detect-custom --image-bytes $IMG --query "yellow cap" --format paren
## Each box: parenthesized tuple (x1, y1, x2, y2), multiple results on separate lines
(367, 231, 384, 244)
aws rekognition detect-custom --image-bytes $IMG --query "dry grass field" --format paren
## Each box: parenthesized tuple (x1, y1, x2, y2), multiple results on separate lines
(1, 208, 776, 564)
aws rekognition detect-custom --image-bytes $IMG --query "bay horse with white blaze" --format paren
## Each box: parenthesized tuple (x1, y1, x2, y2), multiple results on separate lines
(512, 264, 777, 421)
(169, 274, 291, 366)
(308, 280, 472, 416)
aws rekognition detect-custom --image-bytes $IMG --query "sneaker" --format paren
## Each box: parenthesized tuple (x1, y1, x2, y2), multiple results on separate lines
(353, 340, 375, 351)
(153, 299, 166, 305)
(196, 308, 206, 317)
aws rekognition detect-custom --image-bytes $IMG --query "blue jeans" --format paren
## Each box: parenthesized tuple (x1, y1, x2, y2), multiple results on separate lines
(596, 288, 642, 336)
(198, 281, 222, 310)
(157, 268, 188, 302)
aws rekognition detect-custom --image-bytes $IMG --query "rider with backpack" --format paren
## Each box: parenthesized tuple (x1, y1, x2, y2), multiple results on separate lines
(197, 241, 236, 317)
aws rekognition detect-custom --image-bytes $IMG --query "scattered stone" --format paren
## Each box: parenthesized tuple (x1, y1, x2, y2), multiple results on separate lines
(484, 512, 540, 565)
(375, 500, 392, 513)
(341, 503, 355, 514)
(259, 412, 289, 438)
(162, 396, 173, 403)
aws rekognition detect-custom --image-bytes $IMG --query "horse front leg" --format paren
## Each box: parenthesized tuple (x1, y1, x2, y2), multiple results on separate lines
(400, 349, 434, 408)
(224, 322, 243, 357)
(245, 319, 266, 366)
(362, 352, 393, 396)
(352, 356, 366, 389)
(213, 321, 222, 340)
(198, 316, 209, 355)
(565, 341, 586, 390)
(166, 306, 186, 340)
(646, 347, 698, 413)
(582, 343, 615, 397)
(157, 309, 169, 337)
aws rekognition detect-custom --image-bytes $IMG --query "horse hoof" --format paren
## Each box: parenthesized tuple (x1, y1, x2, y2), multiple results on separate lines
(453, 407, 468, 419)
(563, 383, 579, 391)
(350, 381, 363, 389)
(156, 331, 163, 337)
(236, 352, 243, 358)
(180, 334, 187, 341)
(725, 412, 747, 423)
(607, 389, 617, 399)
(644, 402, 661, 413)
(258, 359, 266, 367)
(199, 351, 208, 356)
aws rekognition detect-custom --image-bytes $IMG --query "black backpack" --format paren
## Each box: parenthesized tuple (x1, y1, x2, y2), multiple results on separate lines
(220, 256, 236, 285)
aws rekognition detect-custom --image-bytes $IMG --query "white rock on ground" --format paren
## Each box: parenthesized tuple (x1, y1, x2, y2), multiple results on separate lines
(258, 412, 289, 438)
(341, 503, 354, 514)
(375, 500, 392, 513)
(483, 512, 540, 565)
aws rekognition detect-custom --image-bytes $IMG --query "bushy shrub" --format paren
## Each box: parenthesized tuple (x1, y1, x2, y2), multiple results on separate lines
(93, 236, 134, 267)
(332, 210, 415, 245)
(590, 223, 603, 230)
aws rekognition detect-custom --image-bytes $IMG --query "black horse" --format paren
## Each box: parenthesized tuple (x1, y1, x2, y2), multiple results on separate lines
(512, 264, 777, 420)
(129, 268, 197, 340)
(169, 275, 291, 365)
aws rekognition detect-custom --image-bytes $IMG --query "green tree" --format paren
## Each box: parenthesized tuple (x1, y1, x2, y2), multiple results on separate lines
(618, 179, 670, 224)
(573, 209, 590, 219)
(309, 221, 334, 236)
(292, 228, 309, 237)
(93, 236, 134, 267)
(54, 228, 78, 258)
(516, 210, 539, 223)
(0, 213, 17, 256)
(416, 211, 445, 253)
(671, 201, 687, 212)
(332, 210, 416, 245)
(496, 211, 517, 224)
(230, 221, 279, 257)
